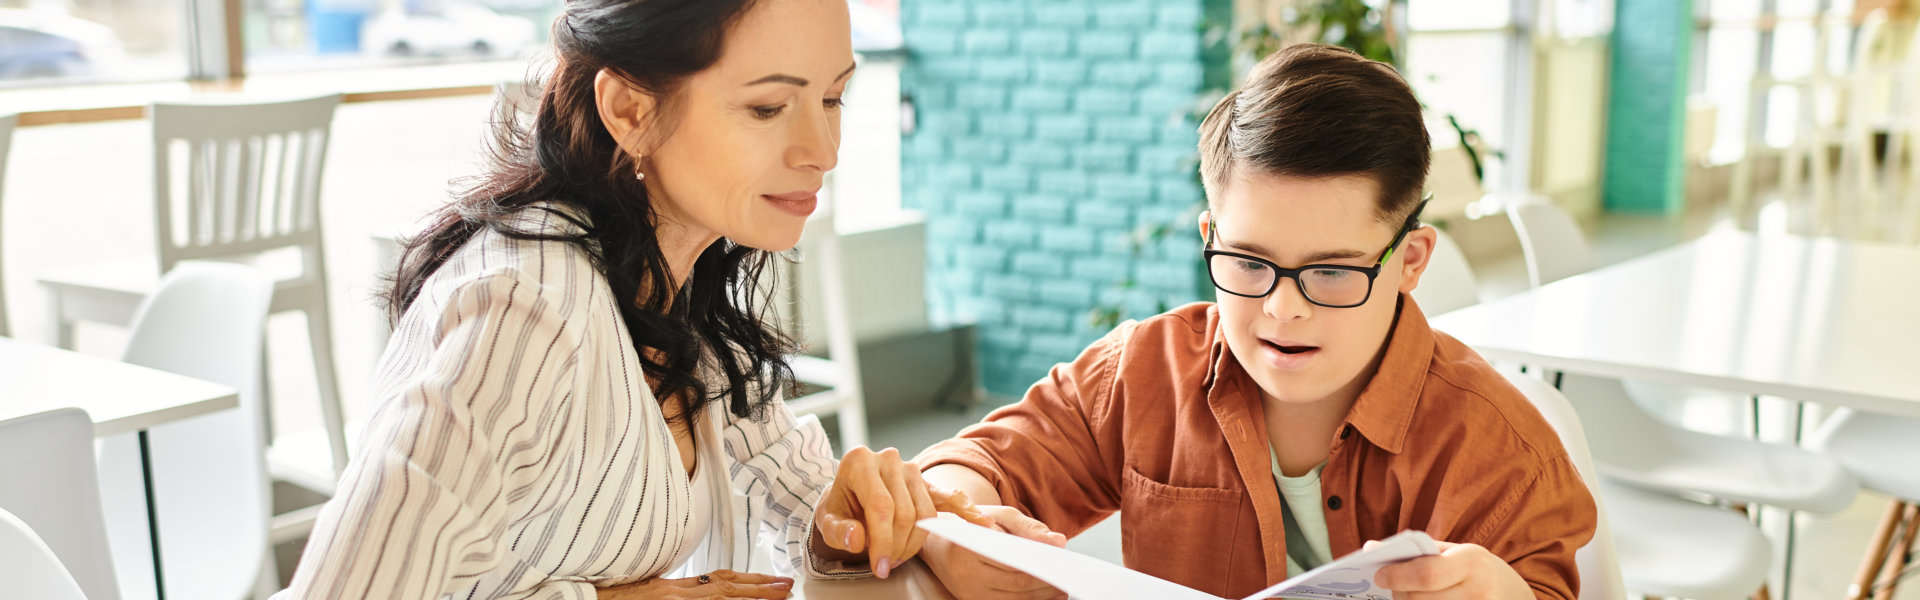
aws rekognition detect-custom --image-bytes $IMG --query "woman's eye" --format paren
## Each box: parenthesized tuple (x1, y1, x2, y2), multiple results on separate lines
(824, 97, 846, 110)
(751, 105, 785, 120)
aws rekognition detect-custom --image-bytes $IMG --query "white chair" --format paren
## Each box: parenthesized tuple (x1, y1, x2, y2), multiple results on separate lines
(1556, 374, 1857, 514)
(1503, 370, 1770, 600)
(37, 94, 352, 494)
(0, 407, 122, 600)
(784, 188, 869, 450)
(0, 506, 90, 600)
(1504, 198, 1594, 288)
(1409, 227, 1480, 316)
(1498, 371, 1626, 599)
(0, 112, 14, 338)
(1426, 144, 1485, 218)
(1808, 410, 1920, 600)
(96, 262, 276, 599)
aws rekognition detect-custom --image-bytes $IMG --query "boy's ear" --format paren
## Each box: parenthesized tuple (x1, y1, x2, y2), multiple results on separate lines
(593, 68, 657, 157)
(1396, 225, 1440, 294)
(1197, 210, 1212, 246)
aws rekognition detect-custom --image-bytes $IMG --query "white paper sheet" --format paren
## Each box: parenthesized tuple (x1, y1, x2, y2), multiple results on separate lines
(916, 519, 1439, 600)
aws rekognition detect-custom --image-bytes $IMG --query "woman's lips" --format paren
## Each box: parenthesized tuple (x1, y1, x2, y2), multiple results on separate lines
(763, 192, 818, 217)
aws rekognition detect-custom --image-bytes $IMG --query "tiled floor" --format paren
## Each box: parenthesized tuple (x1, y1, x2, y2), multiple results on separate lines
(3, 96, 1916, 598)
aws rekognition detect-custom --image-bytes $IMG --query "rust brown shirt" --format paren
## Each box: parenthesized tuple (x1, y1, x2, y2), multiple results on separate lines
(916, 297, 1596, 599)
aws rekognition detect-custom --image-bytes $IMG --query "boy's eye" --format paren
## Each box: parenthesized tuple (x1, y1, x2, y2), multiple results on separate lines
(752, 105, 785, 120)
(1308, 268, 1351, 280)
(1235, 259, 1269, 273)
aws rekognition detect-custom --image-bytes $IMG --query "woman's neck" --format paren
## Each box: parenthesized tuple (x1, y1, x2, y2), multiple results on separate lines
(650, 210, 721, 301)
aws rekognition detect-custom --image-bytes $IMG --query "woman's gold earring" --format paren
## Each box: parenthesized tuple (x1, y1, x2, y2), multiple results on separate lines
(634, 156, 646, 181)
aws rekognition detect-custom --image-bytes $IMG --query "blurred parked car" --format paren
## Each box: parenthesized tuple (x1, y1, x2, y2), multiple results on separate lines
(360, 3, 533, 57)
(0, 9, 126, 80)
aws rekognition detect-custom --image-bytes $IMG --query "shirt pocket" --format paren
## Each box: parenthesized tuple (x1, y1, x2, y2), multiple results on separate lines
(1119, 464, 1244, 590)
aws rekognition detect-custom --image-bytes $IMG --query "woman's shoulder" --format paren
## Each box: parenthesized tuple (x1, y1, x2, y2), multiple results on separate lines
(414, 203, 608, 316)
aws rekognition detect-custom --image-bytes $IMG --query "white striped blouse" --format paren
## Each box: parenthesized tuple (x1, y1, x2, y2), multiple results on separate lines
(276, 204, 864, 599)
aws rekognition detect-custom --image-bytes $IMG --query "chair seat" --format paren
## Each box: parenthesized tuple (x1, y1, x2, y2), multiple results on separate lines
(43, 255, 322, 317)
(1604, 479, 1771, 600)
(788, 354, 845, 388)
(1598, 430, 1859, 513)
(1560, 374, 1860, 513)
(1811, 410, 1920, 502)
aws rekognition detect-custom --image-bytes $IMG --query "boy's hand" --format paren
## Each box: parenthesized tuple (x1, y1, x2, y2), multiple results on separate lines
(1370, 540, 1533, 600)
(921, 505, 1068, 600)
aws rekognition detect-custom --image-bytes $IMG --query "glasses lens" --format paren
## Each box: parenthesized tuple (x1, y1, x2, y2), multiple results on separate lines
(1300, 267, 1372, 306)
(1208, 253, 1276, 297)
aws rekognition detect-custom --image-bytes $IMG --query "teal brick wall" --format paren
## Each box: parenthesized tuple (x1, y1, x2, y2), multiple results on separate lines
(1603, 0, 1694, 214)
(903, 0, 1228, 396)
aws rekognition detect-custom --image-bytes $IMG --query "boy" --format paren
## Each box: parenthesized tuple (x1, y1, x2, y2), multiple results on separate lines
(912, 44, 1597, 600)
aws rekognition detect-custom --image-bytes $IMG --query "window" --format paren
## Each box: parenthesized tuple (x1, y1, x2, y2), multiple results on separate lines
(243, 0, 549, 74)
(0, 0, 190, 87)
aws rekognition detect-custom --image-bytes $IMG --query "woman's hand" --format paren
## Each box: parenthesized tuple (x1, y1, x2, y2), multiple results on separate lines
(594, 570, 793, 599)
(1370, 540, 1533, 600)
(921, 505, 1067, 600)
(811, 447, 994, 578)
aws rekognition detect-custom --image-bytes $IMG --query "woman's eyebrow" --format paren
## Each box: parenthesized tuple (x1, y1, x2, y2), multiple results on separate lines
(744, 63, 858, 88)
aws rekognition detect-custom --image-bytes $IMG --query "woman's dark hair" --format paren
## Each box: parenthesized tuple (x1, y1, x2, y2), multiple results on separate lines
(384, 0, 795, 425)
(1198, 43, 1432, 225)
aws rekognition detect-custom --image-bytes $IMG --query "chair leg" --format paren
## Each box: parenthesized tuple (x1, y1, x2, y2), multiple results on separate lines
(51, 294, 76, 349)
(1871, 502, 1920, 600)
(304, 306, 348, 477)
(1849, 501, 1905, 600)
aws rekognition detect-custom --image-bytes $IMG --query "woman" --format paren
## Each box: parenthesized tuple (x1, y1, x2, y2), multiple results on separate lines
(276, 0, 988, 598)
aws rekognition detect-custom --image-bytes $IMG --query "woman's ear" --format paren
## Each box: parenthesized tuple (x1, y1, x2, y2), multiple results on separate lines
(593, 68, 656, 156)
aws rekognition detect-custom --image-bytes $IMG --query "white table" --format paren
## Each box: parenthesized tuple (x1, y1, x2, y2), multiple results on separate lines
(1431, 230, 1920, 418)
(797, 561, 955, 599)
(0, 337, 239, 600)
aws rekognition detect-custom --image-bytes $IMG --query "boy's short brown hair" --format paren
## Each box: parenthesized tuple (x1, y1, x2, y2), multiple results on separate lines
(1198, 44, 1431, 224)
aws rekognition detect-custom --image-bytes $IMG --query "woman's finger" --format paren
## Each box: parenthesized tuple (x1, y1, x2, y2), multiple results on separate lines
(875, 450, 918, 577)
(812, 495, 867, 554)
(847, 450, 898, 577)
(897, 461, 938, 561)
(696, 570, 794, 600)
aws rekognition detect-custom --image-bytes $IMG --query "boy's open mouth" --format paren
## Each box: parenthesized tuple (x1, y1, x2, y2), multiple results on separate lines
(1264, 340, 1320, 355)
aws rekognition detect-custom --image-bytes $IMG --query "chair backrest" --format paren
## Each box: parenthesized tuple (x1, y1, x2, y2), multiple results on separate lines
(1507, 199, 1594, 287)
(1500, 371, 1629, 600)
(1409, 227, 1480, 316)
(0, 506, 90, 600)
(0, 408, 121, 600)
(1427, 144, 1485, 217)
(150, 94, 342, 271)
(0, 112, 15, 337)
(120, 262, 275, 598)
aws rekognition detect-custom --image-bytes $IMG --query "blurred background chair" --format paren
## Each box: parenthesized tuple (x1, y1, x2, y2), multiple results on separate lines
(0, 505, 91, 600)
(1809, 410, 1920, 600)
(96, 261, 276, 599)
(0, 407, 121, 600)
(1409, 226, 1480, 316)
(0, 112, 14, 338)
(34, 94, 351, 530)
(1505, 369, 1775, 600)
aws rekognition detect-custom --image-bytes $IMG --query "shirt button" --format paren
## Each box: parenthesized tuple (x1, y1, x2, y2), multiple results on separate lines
(1327, 495, 1343, 510)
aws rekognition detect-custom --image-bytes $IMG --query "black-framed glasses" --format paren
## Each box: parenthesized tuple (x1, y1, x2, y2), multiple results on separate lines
(1203, 200, 1428, 308)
